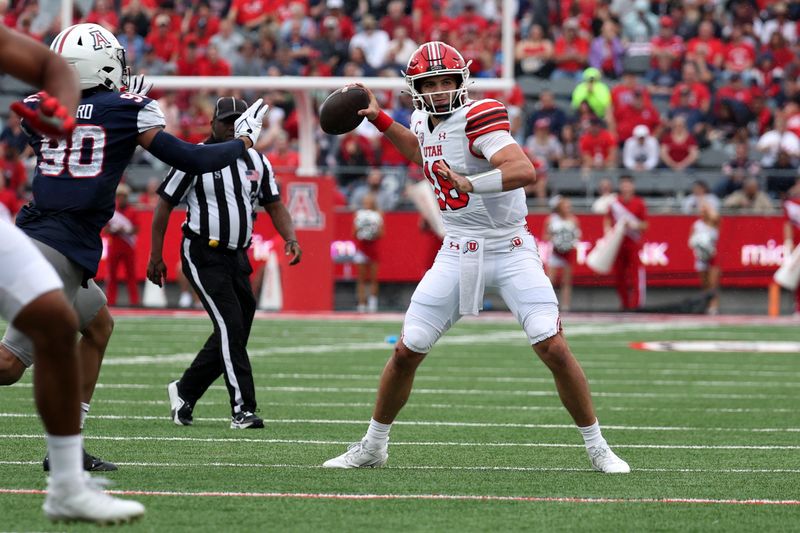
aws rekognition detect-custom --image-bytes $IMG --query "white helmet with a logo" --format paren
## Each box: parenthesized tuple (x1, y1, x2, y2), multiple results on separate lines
(50, 23, 129, 91)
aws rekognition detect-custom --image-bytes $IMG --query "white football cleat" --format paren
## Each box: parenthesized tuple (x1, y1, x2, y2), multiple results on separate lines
(588, 443, 631, 474)
(43, 474, 145, 525)
(323, 438, 388, 468)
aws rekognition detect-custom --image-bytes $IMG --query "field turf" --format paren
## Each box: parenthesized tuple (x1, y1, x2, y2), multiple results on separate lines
(0, 312, 798, 531)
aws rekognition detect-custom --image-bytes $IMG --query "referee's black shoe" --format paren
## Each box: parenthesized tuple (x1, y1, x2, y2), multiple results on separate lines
(43, 449, 118, 472)
(230, 411, 264, 429)
(168, 380, 194, 426)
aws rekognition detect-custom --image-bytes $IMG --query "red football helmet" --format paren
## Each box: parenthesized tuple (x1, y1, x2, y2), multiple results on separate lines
(403, 41, 471, 115)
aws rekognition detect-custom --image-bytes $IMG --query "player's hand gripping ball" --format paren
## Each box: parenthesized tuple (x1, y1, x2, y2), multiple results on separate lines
(319, 86, 370, 135)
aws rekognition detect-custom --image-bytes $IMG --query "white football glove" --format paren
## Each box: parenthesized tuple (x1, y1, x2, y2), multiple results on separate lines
(234, 98, 269, 146)
(127, 74, 153, 97)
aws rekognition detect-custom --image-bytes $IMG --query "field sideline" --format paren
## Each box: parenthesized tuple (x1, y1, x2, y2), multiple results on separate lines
(0, 311, 798, 531)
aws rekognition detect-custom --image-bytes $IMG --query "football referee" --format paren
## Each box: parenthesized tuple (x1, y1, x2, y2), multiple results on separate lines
(147, 97, 302, 429)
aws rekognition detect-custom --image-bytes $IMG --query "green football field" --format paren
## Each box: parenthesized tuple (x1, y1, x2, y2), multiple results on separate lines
(0, 312, 798, 532)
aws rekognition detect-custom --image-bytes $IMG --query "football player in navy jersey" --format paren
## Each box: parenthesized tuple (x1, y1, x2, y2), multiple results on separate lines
(0, 23, 269, 470)
(0, 23, 146, 524)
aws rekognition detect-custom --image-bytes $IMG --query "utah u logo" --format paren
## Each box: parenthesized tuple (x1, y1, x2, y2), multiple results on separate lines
(464, 240, 479, 253)
(90, 30, 112, 50)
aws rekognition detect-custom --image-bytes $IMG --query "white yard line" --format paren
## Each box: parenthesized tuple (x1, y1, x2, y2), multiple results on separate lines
(1, 460, 798, 474)
(7, 382, 794, 400)
(0, 413, 796, 433)
(1, 487, 797, 506)
(1, 434, 798, 450)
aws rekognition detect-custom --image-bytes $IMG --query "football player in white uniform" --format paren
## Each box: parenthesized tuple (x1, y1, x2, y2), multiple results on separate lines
(324, 42, 630, 473)
(0, 24, 145, 524)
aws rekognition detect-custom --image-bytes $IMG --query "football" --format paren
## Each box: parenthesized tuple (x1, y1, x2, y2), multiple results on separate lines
(319, 86, 370, 135)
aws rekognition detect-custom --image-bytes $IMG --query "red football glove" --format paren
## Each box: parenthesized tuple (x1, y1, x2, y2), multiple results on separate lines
(10, 91, 76, 139)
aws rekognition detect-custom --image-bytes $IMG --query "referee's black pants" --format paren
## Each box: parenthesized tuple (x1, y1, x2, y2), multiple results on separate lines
(177, 236, 258, 415)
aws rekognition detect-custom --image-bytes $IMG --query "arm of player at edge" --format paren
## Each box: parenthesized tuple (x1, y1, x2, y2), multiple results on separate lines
(146, 197, 175, 287)
(0, 25, 80, 115)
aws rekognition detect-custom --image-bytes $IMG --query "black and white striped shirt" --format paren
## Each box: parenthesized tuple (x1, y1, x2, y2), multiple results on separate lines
(158, 147, 280, 251)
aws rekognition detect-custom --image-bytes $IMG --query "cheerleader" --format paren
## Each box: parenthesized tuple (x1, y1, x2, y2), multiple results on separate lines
(353, 194, 384, 313)
(688, 201, 721, 314)
(544, 196, 581, 311)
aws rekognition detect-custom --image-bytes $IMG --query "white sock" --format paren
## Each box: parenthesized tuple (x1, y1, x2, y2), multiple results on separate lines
(578, 419, 606, 449)
(79, 402, 90, 431)
(364, 418, 391, 448)
(46, 433, 84, 486)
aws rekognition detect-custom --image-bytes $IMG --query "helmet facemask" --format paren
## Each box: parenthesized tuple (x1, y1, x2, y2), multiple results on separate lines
(403, 41, 472, 116)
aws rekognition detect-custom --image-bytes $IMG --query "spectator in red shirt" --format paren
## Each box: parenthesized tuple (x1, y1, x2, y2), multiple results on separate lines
(0, 173, 19, 222)
(716, 73, 753, 111)
(0, 146, 27, 199)
(176, 41, 203, 76)
(660, 115, 699, 171)
(105, 184, 140, 307)
(413, 0, 452, 42)
(552, 18, 590, 81)
(381, 0, 413, 37)
(579, 117, 618, 169)
(764, 31, 794, 70)
(145, 14, 181, 63)
(197, 44, 231, 76)
(227, 0, 272, 31)
(650, 16, 684, 71)
(325, 0, 355, 40)
(723, 25, 756, 78)
(616, 89, 661, 142)
(83, 0, 119, 33)
(515, 24, 554, 78)
(686, 21, 724, 71)
(453, 2, 489, 34)
(182, 3, 220, 48)
(670, 62, 711, 114)
(611, 68, 652, 111)
(604, 174, 648, 310)
(267, 131, 299, 180)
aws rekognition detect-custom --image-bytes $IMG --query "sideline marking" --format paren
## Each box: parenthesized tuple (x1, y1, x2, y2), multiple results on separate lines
(631, 341, 800, 353)
(1, 488, 797, 506)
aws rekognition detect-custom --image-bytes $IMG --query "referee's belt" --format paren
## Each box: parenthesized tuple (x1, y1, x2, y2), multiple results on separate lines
(183, 227, 240, 255)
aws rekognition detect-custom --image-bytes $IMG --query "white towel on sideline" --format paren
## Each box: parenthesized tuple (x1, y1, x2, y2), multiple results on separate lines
(459, 237, 485, 316)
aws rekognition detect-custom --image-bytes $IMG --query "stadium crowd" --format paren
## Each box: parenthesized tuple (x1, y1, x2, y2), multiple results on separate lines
(1, 0, 800, 217)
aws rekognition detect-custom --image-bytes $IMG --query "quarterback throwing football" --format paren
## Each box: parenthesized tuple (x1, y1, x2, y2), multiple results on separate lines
(324, 42, 630, 473)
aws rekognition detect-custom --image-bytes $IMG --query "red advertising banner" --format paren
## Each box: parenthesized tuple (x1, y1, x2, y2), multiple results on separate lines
(98, 208, 787, 304)
(332, 213, 788, 288)
(99, 176, 335, 311)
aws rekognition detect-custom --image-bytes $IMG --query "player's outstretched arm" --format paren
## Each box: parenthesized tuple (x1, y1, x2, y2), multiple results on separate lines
(137, 99, 269, 175)
(352, 83, 422, 166)
(147, 197, 175, 288)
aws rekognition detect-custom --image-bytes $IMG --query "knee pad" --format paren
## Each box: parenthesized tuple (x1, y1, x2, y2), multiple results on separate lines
(401, 322, 440, 355)
(522, 302, 561, 345)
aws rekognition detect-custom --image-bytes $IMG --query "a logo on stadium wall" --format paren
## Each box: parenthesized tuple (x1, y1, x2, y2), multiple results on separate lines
(90, 30, 112, 50)
(463, 240, 479, 254)
(287, 182, 324, 230)
(510, 236, 523, 251)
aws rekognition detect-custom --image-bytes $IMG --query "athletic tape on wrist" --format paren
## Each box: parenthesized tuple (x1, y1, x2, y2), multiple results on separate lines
(370, 110, 393, 132)
(467, 169, 503, 194)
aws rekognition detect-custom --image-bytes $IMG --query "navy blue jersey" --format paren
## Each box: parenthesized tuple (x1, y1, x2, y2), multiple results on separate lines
(16, 90, 165, 278)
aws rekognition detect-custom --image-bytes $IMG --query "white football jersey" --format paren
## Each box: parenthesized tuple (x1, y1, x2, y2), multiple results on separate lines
(410, 98, 528, 240)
